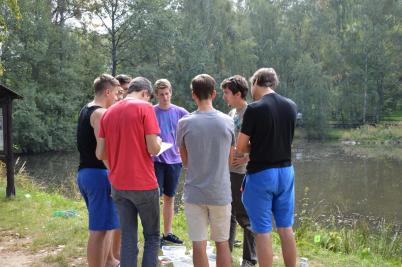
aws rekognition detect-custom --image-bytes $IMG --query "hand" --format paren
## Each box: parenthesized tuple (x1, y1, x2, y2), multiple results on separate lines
(156, 136, 162, 145)
(232, 154, 249, 167)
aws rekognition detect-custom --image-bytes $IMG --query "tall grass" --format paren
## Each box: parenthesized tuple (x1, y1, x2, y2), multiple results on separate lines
(341, 124, 402, 143)
(296, 187, 402, 265)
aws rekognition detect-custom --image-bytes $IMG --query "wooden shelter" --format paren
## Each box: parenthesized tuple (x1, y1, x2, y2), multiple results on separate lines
(0, 84, 23, 197)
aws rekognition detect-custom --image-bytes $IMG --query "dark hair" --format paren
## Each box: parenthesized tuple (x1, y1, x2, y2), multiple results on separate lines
(250, 68, 279, 89)
(115, 74, 132, 85)
(93, 74, 120, 95)
(127, 77, 154, 98)
(191, 74, 216, 101)
(220, 75, 249, 99)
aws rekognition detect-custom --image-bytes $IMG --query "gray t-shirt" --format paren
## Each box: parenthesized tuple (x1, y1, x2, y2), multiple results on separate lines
(176, 109, 235, 205)
(229, 106, 247, 174)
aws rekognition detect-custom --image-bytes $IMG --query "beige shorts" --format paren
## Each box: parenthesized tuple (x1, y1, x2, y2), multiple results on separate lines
(184, 202, 231, 242)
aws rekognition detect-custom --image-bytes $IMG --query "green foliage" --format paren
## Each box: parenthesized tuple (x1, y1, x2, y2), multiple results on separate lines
(1, 0, 108, 152)
(293, 54, 330, 139)
(0, 0, 21, 74)
(0, 0, 401, 152)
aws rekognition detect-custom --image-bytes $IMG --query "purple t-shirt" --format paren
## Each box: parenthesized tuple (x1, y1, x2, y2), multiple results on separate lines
(154, 104, 189, 164)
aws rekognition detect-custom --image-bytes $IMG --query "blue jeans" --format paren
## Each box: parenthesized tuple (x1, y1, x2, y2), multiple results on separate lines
(111, 188, 160, 267)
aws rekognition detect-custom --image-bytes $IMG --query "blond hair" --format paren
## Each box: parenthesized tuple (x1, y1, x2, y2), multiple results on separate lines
(154, 79, 172, 93)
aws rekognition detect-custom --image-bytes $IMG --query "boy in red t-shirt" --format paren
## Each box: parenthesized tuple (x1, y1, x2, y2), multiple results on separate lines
(96, 77, 162, 267)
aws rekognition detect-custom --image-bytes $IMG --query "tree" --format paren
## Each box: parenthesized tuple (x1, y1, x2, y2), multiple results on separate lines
(0, 0, 20, 75)
(88, 0, 132, 76)
(293, 54, 330, 138)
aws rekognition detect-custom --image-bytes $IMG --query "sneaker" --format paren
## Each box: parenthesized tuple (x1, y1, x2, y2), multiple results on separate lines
(240, 260, 256, 267)
(160, 236, 168, 248)
(162, 233, 184, 244)
(234, 239, 242, 248)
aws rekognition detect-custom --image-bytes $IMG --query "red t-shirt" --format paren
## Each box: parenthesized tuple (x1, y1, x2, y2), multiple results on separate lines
(99, 98, 160, 190)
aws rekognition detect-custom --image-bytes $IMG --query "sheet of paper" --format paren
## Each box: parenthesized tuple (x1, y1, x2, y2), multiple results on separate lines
(156, 142, 173, 156)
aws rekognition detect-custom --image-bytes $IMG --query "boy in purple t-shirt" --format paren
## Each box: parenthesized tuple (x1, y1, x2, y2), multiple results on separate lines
(153, 79, 189, 245)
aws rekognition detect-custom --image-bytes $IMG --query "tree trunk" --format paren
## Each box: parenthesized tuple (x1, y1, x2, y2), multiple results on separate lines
(363, 51, 368, 124)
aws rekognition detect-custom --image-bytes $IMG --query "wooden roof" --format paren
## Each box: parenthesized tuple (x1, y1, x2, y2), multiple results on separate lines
(0, 84, 23, 100)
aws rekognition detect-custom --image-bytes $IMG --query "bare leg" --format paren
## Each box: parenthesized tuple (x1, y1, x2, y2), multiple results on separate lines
(112, 229, 121, 260)
(193, 241, 209, 267)
(277, 227, 296, 267)
(105, 230, 120, 267)
(87, 230, 107, 267)
(163, 194, 174, 235)
(215, 240, 232, 267)
(255, 233, 273, 267)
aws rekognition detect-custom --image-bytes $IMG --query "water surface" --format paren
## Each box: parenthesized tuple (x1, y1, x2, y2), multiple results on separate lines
(17, 141, 402, 223)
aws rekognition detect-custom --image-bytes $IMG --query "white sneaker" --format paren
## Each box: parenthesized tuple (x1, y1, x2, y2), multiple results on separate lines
(240, 260, 256, 267)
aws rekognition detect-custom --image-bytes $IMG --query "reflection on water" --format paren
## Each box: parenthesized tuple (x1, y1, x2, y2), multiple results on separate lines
(16, 141, 402, 223)
(292, 142, 402, 223)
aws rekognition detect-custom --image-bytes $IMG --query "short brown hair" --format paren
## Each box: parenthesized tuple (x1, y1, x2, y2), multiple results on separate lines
(154, 79, 172, 93)
(191, 74, 216, 100)
(220, 75, 249, 99)
(250, 68, 279, 89)
(93, 74, 120, 95)
(115, 74, 132, 85)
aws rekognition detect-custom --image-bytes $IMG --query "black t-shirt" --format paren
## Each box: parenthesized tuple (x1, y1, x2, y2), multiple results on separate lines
(241, 93, 297, 173)
(77, 105, 106, 170)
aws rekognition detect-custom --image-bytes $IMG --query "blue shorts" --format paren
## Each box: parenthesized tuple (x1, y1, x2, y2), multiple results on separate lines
(77, 168, 120, 231)
(242, 166, 295, 233)
(154, 162, 182, 197)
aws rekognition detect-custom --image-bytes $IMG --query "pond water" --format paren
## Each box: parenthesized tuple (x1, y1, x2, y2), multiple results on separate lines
(16, 141, 402, 224)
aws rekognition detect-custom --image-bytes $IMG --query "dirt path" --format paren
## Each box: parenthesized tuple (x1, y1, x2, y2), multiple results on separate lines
(0, 230, 86, 267)
(0, 230, 63, 267)
(0, 231, 40, 266)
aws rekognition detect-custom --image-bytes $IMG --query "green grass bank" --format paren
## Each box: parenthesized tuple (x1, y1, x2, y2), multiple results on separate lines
(295, 122, 402, 161)
(0, 173, 401, 266)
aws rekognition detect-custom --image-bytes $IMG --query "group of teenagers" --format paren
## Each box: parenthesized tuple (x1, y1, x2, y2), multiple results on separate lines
(76, 67, 298, 267)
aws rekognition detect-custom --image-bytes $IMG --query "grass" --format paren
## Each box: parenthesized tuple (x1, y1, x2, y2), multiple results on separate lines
(296, 188, 402, 266)
(327, 123, 402, 161)
(0, 172, 88, 266)
(340, 124, 402, 143)
(1, 173, 402, 266)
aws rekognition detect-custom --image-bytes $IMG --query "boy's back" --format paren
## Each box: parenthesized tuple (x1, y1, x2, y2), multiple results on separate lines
(177, 110, 234, 205)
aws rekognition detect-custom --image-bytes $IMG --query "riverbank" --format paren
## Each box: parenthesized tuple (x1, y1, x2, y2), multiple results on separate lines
(337, 123, 402, 161)
(1, 174, 401, 266)
(295, 122, 402, 161)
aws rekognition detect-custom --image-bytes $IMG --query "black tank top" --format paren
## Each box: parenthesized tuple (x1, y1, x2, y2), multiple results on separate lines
(77, 104, 106, 170)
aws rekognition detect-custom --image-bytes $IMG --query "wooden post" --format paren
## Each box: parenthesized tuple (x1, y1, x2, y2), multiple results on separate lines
(5, 98, 15, 197)
(0, 84, 23, 198)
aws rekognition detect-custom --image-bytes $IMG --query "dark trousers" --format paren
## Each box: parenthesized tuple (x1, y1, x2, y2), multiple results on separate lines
(229, 172, 257, 264)
(112, 188, 160, 267)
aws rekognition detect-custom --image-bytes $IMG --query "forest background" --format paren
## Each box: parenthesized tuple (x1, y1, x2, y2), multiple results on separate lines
(1, 0, 401, 153)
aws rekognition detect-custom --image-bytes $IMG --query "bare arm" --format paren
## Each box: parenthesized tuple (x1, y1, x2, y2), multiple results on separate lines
(91, 108, 109, 166)
(229, 146, 235, 166)
(96, 137, 108, 162)
(237, 132, 251, 154)
(179, 145, 188, 168)
(145, 134, 162, 156)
